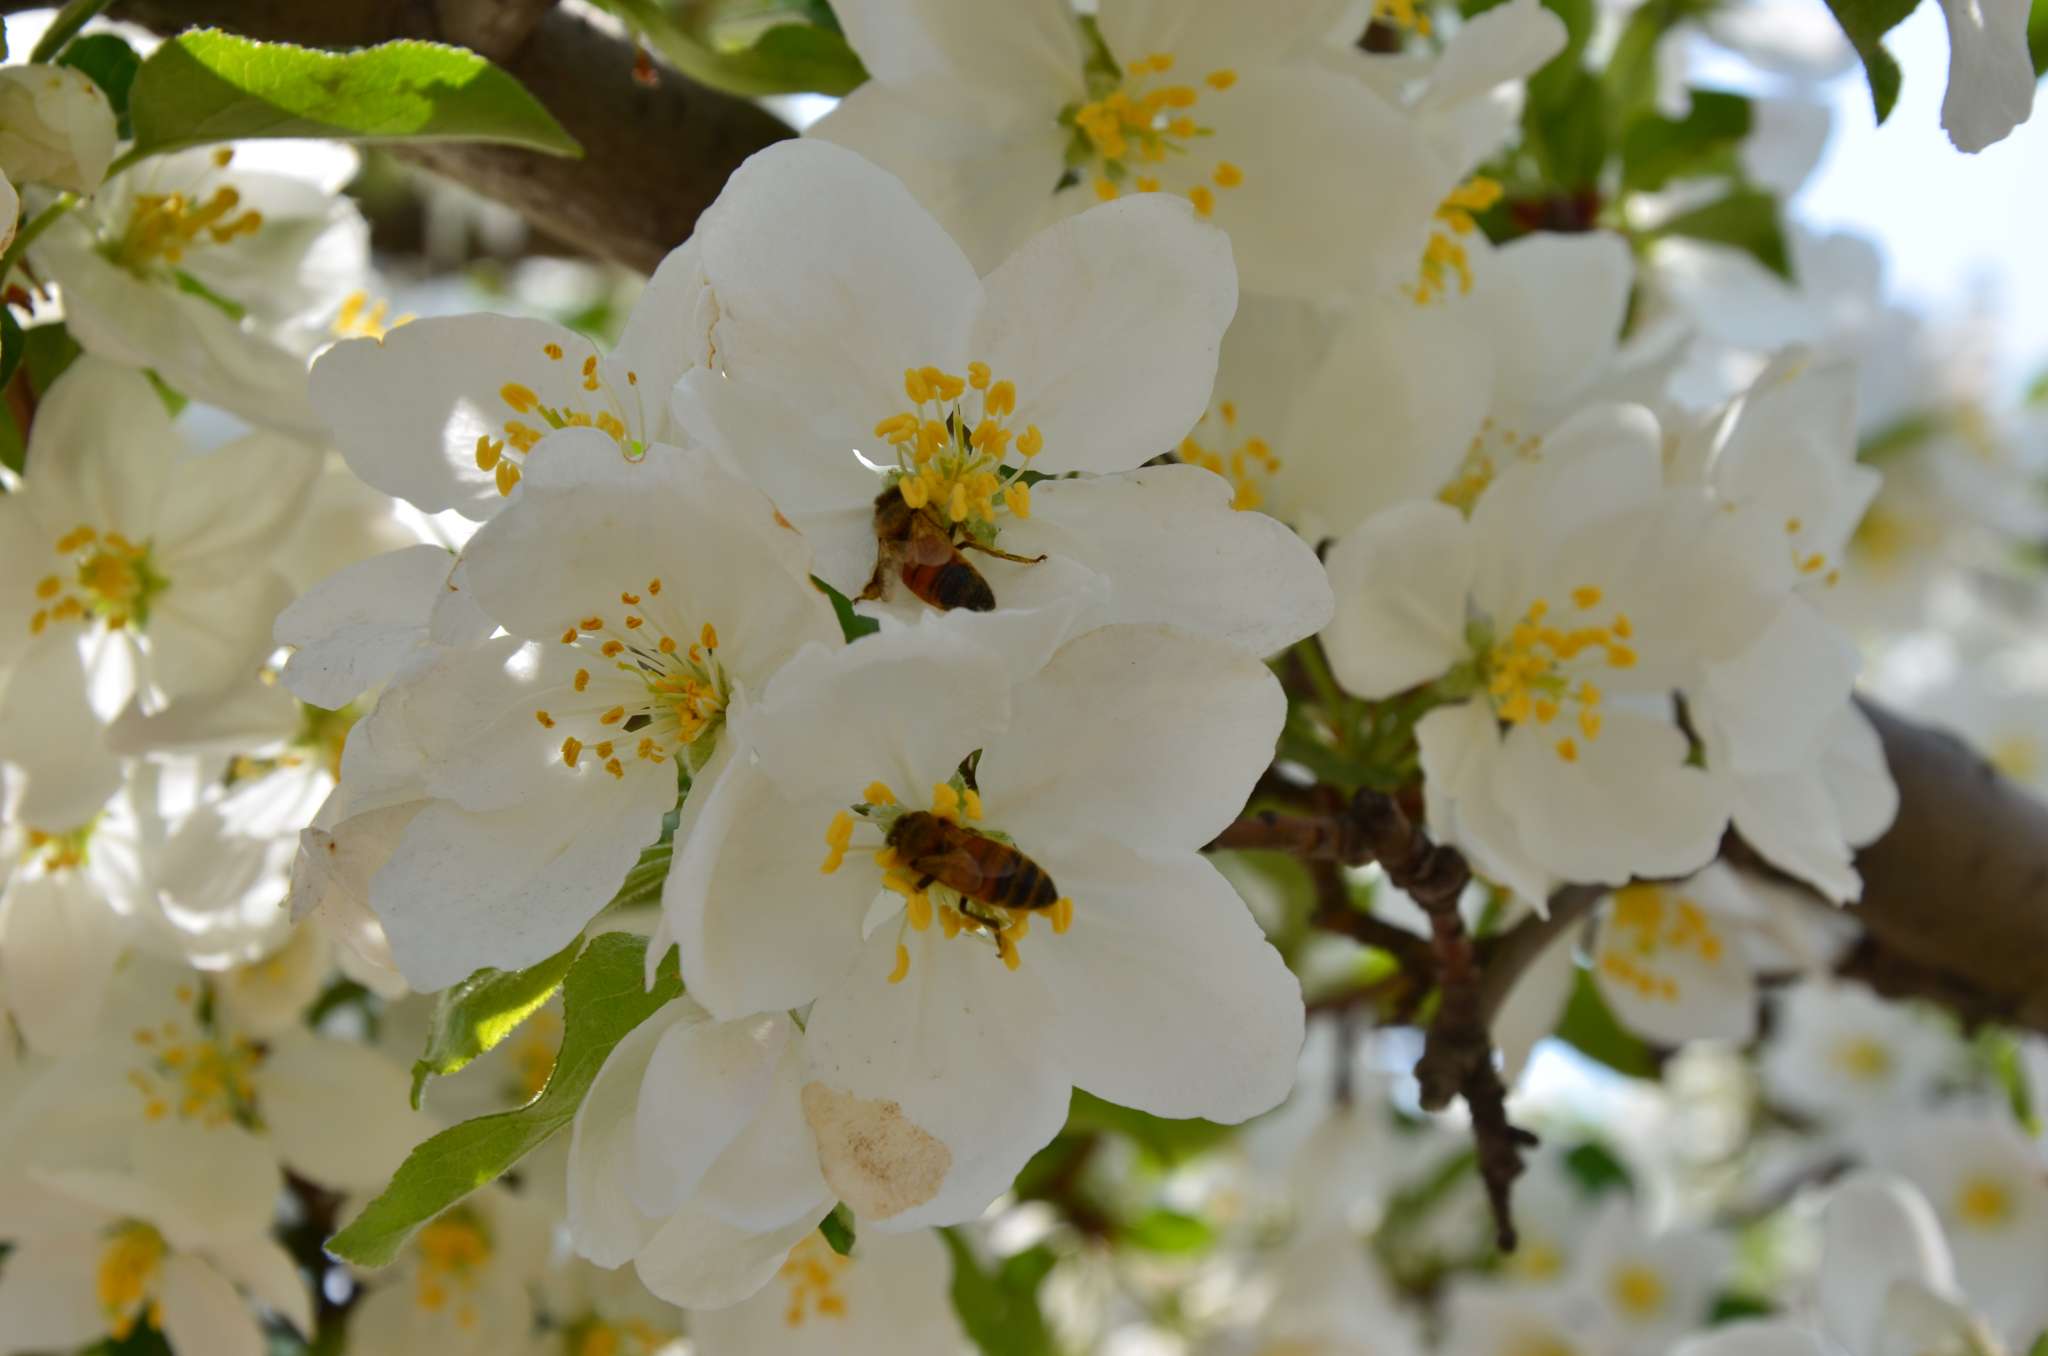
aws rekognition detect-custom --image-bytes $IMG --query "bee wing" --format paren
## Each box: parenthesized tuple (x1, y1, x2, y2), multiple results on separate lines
(905, 844, 987, 895)
(904, 511, 963, 565)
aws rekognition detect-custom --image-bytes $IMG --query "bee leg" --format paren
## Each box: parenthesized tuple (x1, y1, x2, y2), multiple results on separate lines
(857, 559, 887, 602)
(957, 540, 1047, 566)
(915, 874, 936, 891)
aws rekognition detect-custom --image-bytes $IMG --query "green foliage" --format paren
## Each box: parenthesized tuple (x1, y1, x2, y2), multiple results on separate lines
(1651, 188, 1792, 279)
(0, 322, 82, 474)
(1560, 1140, 1635, 1196)
(27, 0, 111, 65)
(57, 34, 141, 138)
(2032, 0, 2048, 75)
(1124, 1207, 1216, 1254)
(941, 1228, 1057, 1356)
(0, 310, 22, 397)
(1709, 1292, 1779, 1324)
(1554, 970, 1658, 1078)
(593, 0, 868, 98)
(814, 574, 881, 641)
(1821, 0, 1919, 123)
(409, 936, 584, 1108)
(327, 934, 682, 1267)
(1065, 1089, 1231, 1167)
(1622, 91, 1752, 192)
(122, 31, 579, 171)
(819, 1202, 857, 1256)
(601, 836, 676, 917)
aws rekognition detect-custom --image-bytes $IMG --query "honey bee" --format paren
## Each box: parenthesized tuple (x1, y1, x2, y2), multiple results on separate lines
(862, 489, 1045, 613)
(885, 810, 1059, 913)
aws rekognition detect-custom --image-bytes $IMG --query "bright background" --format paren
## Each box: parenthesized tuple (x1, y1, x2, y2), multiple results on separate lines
(1776, 5, 2048, 392)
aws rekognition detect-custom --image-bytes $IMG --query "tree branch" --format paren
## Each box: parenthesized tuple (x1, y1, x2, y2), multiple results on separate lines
(103, 0, 794, 272)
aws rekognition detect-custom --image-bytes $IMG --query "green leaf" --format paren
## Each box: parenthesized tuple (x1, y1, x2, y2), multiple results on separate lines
(409, 936, 584, 1108)
(602, 837, 675, 917)
(941, 1228, 1056, 1356)
(0, 309, 22, 395)
(123, 30, 579, 170)
(1526, 67, 1609, 191)
(1621, 90, 1752, 192)
(28, 0, 111, 64)
(58, 34, 142, 138)
(1821, 0, 1918, 123)
(21, 321, 81, 393)
(818, 1202, 856, 1256)
(327, 933, 681, 1267)
(594, 0, 868, 97)
(1560, 1140, 1635, 1196)
(1553, 970, 1658, 1078)
(2031, 0, 2048, 75)
(1709, 1292, 1778, 1324)
(813, 574, 879, 641)
(1653, 188, 1792, 280)
(1064, 1089, 1230, 1167)
(1124, 1208, 1215, 1254)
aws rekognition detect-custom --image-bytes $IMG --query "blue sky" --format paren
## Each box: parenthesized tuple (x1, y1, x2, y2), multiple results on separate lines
(1787, 5, 2048, 392)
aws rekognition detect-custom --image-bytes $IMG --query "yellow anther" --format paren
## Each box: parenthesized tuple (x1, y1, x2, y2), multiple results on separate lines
(863, 781, 897, 806)
(1571, 585, 1603, 609)
(494, 459, 522, 496)
(1556, 738, 1579, 763)
(1016, 425, 1043, 458)
(904, 368, 932, 403)
(535, 710, 555, 729)
(1051, 896, 1074, 934)
(962, 787, 984, 821)
(561, 736, 583, 768)
(968, 361, 991, 389)
(986, 380, 1016, 417)
(1188, 185, 1215, 217)
(947, 482, 969, 523)
(1606, 645, 1637, 669)
(700, 622, 718, 651)
(1213, 162, 1244, 188)
(906, 891, 933, 931)
(821, 811, 854, 874)
(1957, 1178, 2015, 1227)
(931, 782, 962, 822)
(1205, 69, 1237, 90)
(473, 435, 503, 471)
(543, 342, 564, 360)
(887, 943, 912, 984)
(499, 383, 538, 412)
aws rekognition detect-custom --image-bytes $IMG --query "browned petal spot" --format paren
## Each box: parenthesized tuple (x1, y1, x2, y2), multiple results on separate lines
(800, 1082, 949, 1221)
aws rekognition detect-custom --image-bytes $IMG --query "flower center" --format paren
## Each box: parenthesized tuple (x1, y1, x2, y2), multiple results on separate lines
(1178, 399, 1279, 510)
(97, 1222, 167, 1342)
(821, 776, 1074, 983)
(415, 1209, 493, 1329)
(1832, 1035, 1893, 1081)
(331, 289, 414, 340)
(1477, 590, 1636, 763)
(32, 524, 168, 635)
(545, 585, 728, 781)
(1596, 884, 1726, 1003)
(475, 340, 652, 497)
(569, 1316, 675, 1356)
(1955, 1177, 2016, 1229)
(1371, 0, 1434, 35)
(1438, 418, 1544, 514)
(1409, 177, 1503, 306)
(873, 363, 1041, 538)
(110, 188, 262, 273)
(1989, 732, 2042, 784)
(24, 823, 91, 872)
(778, 1234, 853, 1328)
(1608, 1263, 1668, 1319)
(127, 1017, 263, 1128)
(1061, 48, 1244, 216)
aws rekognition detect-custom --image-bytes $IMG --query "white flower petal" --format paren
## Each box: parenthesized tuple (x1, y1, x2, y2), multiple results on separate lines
(971, 194, 1236, 475)
(985, 624, 1285, 856)
(631, 1012, 790, 1217)
(274, 544, 455, 709)
(142, 572, 295, 702)
(697, 141, 978, 421)
(200, 1235, 312, 1336)
(0, 1233, 105, 1349)
(0, 633, 123, 828)
(697, 1030, 833, 1232)
(1591, 871, 1759, 1045)
(152, 432, 322, 583)
(832, 0, 1085, 124)
(158, 1254, 264, 1356)
(1002, 465, 1332, 656)
(1937, 0, 2035, 152)
(633, 1202, 825, 1311)
(803, 926, 1069, 1230)
(1817, 1173, 1959, 1355)
(1099, 0, 1359, 74)
(569, 999, 694, 1267)
(372, 779, 672, 992)
(1037, 837, 1301, 1121)
(257, 1034, 427, 1190)
(1323, 499, 1475, 700)
(0, 870, 121, 1058)
(1473, 230, 1632, 424)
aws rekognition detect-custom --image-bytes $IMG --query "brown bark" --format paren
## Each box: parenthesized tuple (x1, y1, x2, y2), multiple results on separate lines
(100, 0, 794, 272)
(1843, 699, 2048, 1032)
